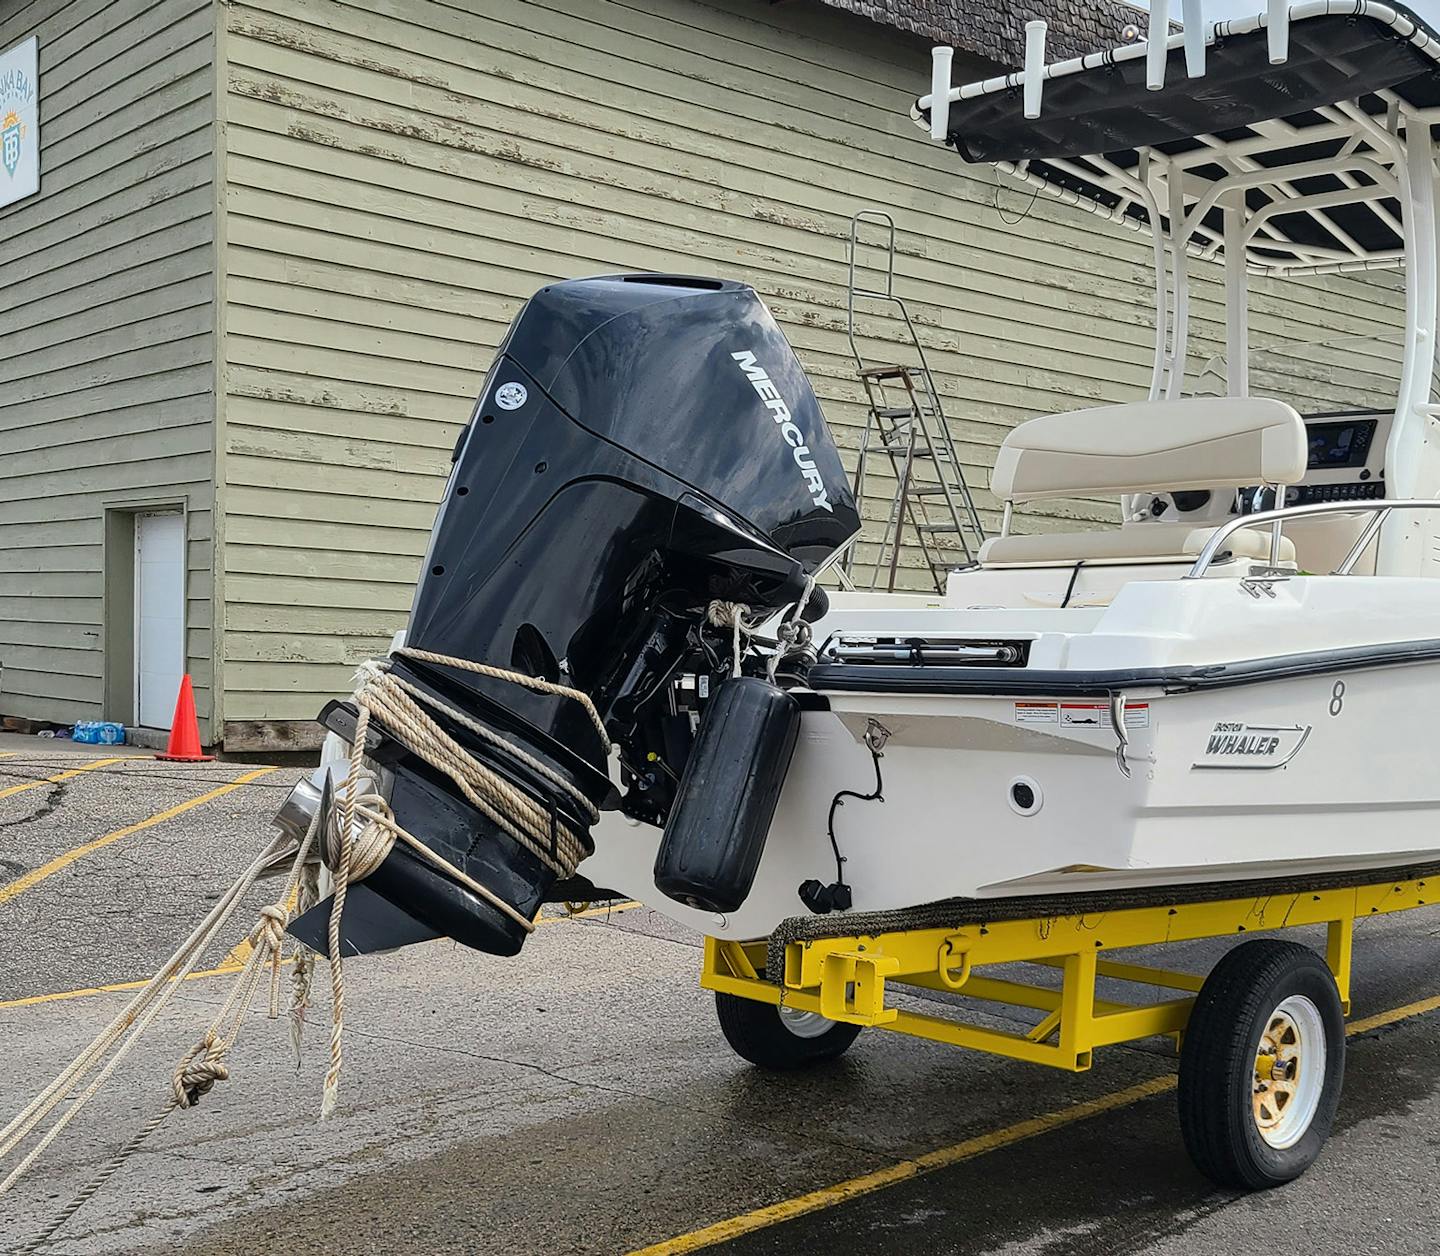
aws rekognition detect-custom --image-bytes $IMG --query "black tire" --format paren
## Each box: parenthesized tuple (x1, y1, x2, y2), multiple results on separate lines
(715, 991, 862, 1070)
(1178, 939, 1345, 1190)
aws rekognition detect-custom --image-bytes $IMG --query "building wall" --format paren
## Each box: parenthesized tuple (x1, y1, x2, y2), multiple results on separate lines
(213, 0, 1405, 745)
(0, 0, 218, 740)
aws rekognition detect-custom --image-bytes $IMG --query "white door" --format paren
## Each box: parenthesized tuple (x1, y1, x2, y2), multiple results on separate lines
(134, 512, 186, 729)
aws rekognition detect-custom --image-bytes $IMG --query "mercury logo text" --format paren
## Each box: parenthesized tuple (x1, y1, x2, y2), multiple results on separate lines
(731, 351, 832, 512)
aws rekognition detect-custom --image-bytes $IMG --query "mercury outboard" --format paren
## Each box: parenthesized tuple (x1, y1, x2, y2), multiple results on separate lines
(286, 275, 859, 958)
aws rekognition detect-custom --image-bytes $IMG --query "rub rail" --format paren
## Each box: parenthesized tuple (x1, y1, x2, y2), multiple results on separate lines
(1184, 498, 1440, 579)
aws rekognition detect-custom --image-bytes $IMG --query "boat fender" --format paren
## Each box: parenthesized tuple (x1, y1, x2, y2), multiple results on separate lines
(652, 676, 801, 913)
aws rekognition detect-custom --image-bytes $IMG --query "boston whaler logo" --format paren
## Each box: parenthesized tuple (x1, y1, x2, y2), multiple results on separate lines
(731, 351, 832, 512)
(1194, 721, 1311, 770)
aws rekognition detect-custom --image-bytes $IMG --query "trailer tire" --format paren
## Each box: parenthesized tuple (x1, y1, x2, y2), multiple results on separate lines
(1178, 939, 1345, 1190)
(715, 989, 862, 1070)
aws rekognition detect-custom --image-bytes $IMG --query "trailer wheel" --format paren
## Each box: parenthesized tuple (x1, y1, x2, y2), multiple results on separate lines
(1178, 939, 1345, 1190)
(715, 990, 862, 1070)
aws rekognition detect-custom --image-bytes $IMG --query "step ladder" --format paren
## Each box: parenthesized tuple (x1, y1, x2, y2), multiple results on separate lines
(842, 211, 987, 593)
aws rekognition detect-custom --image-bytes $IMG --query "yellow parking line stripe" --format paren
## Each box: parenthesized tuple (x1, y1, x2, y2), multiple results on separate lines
(6, 896, 645, 1011)
(0, 756, 125, 800)
(1346, 990, 1440, 1035)
(0, 956, 299, 1011)
(629, 989, 1440, 1255)
(0, 766, 277, 907)
(628, 1078, 1175, 1256)
(0, 963, 247, 1010)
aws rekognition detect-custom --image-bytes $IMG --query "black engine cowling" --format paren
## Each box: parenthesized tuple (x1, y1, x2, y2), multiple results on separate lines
(290, 275, 858, 958)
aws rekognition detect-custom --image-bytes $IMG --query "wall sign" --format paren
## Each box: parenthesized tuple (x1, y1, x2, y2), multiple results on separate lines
(0, 36, 39, 209)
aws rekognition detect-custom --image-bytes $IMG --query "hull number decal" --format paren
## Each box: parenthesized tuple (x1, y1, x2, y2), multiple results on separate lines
(1194, 721, 1311, 770)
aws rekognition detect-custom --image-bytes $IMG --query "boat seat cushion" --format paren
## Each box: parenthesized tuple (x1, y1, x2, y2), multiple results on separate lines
(979, 521, 1296, 566)
(991, 397, 1307, 504)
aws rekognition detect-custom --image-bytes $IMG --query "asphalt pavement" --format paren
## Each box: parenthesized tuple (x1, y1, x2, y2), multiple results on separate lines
(1, 743, 1438, 1255)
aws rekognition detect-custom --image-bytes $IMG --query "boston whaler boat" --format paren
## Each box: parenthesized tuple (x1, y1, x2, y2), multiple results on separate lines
(279, 2, 1440, 1190)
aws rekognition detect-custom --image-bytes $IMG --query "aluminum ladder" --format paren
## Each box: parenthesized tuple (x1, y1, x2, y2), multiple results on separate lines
(842, 211, 987, 593)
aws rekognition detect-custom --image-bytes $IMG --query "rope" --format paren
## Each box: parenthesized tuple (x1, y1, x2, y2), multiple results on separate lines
(0, 804, 323, 1251)
(2, 645, 610, 1240)
(709, 577, 817, 684)
(396, 647, 609, 746)
(707, 600, 758, 677)
(767, 575, 817, 684)
(290, 859, 320, 1068)
(318, 647, 610, 1118)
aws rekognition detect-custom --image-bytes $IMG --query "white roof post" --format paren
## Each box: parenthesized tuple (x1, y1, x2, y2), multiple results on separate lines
(1023, 21, 1048, 120)
(930, 46, 954, 141)
(1182, 0, 1206, 78)
(1147, 0, 1170, 91)
(1268, 0, 1291, 65)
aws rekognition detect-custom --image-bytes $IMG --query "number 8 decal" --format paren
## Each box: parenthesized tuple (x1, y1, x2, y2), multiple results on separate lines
(1329, 680, 1346, 717)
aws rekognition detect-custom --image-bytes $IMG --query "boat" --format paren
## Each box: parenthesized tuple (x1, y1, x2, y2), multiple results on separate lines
(579, 0, 1440, 940)
(278, 0, 1440, 956)
(265, 1, 1440, 1186)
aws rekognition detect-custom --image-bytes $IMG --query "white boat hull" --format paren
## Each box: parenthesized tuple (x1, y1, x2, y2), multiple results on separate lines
(583, 576, 1440, 939)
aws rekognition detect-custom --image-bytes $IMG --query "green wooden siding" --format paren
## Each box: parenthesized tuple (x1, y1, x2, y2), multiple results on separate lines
(0, 0, 218, 739)
(214, 0, 1404, 732)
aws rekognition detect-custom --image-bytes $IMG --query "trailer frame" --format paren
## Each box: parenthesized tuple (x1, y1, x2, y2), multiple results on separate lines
(701, 873, 1434, 1073)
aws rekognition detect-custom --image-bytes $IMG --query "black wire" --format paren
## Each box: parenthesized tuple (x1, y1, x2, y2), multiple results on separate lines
(993, 167, 1041, 226)
(824, 745, 885, 889)
(1061, 559, 1088, 609)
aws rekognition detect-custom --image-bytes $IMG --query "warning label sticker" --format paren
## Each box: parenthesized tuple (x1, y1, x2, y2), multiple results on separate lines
(1125, 704, 1151, 730)
(1015, 702, 1151, 729)
(1060, 703, 1106, 728)
(1057, 702, 1151, 729)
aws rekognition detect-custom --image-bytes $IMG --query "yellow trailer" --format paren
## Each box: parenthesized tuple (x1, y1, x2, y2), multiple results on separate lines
(702, 871, 1435, 1189)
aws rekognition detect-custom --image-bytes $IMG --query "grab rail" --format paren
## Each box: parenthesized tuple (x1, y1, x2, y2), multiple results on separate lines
(1184, 499, 1440, 580)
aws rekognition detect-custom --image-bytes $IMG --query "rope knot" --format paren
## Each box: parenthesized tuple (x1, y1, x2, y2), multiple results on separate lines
(250, 903, 289, 952)
(171, 1031, 230, 1109)
(705, 599, 752, 629)
(706, 600, 755, 678)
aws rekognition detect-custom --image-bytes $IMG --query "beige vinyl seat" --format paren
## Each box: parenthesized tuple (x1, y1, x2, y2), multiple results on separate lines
(981, 396, 1308, 567)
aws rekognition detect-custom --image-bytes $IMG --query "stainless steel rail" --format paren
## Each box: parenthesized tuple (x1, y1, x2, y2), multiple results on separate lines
(1184, 499, 1440, 579)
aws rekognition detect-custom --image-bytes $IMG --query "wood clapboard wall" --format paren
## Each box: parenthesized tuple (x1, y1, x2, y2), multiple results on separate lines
(0, 0, 218, 738)
(215, 0, 1405, 731)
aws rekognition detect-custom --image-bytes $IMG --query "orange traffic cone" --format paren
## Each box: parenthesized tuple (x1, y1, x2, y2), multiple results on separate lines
(155, 674, 214, 762)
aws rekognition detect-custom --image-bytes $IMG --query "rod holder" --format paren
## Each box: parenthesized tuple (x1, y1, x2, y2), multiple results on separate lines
(929, 46, 953, 141)
(1182, 0, 1205, 78)
(1147, 0, 1170, 91)
(1268, 0, 1290, 64)
(1023, 21, 1047, 120)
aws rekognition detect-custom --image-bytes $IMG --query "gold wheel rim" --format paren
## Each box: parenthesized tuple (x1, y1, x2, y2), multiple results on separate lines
(1253, 1009, 1303, 1137)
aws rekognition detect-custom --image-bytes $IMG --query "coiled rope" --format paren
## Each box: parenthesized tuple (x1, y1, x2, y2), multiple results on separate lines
(320, 646, 611, 1116)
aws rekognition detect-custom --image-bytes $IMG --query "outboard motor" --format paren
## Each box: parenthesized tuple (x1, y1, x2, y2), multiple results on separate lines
(286, 275, 859, 958)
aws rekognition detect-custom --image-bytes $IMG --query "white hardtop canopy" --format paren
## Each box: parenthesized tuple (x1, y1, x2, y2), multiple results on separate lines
(915, 2, 1440, 570)
(916, 2, 1440, 279)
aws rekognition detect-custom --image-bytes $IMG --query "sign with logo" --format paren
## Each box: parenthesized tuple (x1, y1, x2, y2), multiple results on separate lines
(0, 37, 39, 209)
